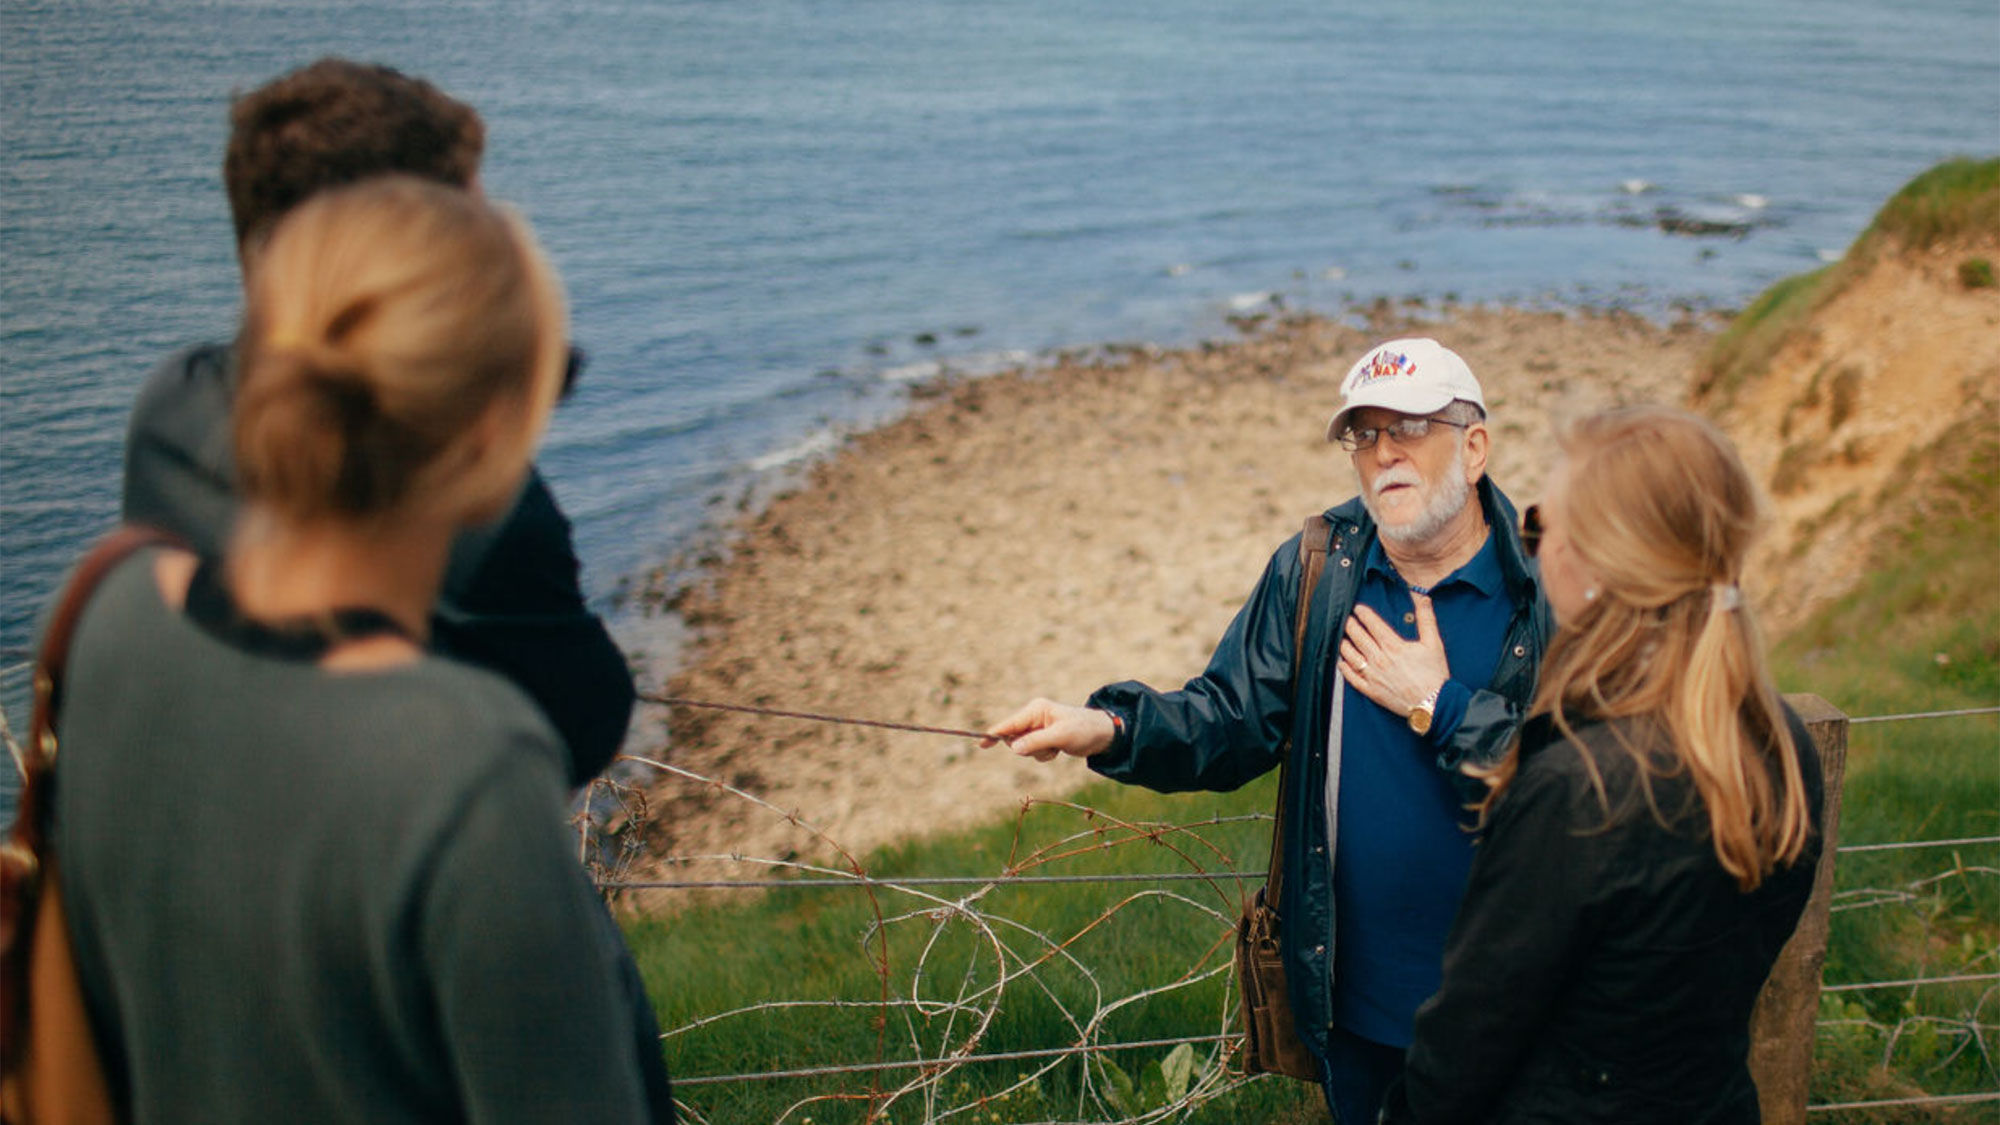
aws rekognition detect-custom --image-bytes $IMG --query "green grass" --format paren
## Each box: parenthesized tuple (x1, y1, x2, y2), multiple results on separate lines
(1864, 157, 2000, 255)
(624, 780, 1330, 1123)
(1697, 157, 2000, 406)
(1770, 432, 2000, 1122)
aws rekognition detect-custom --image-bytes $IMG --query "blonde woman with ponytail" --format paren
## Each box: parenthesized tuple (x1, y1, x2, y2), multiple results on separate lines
(1382, 405, 1823, 1125)
(51, 177, 673, 1122)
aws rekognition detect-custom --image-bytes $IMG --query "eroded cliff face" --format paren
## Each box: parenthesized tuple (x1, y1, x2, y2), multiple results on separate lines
(1697, 238, 2000, 635)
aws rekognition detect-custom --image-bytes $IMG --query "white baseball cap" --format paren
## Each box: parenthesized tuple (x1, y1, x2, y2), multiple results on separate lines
(1325, 337, 1487, 442)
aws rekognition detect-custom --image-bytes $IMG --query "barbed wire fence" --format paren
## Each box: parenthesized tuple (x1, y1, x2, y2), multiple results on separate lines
(598, 700, 2000, 1124)
(2, 668, 1993, 1122)
(590, 750, 1275, 1124)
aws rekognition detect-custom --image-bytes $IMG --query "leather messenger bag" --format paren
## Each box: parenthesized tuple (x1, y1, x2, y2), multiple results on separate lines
(1234, 514, 1330, 1082)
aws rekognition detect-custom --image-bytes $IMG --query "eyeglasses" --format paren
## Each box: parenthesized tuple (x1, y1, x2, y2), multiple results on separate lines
(1337, 416, 1468, 452)
(561, 345, 587, 400)
(1520, 504, 1543, 558)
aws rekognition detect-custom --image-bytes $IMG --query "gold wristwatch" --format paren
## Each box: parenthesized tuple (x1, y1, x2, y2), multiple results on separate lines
(1407, 684, 1442, 736)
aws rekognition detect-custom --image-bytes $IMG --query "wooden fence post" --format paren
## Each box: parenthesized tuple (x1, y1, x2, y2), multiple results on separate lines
(1749, 693, 1849, 1125)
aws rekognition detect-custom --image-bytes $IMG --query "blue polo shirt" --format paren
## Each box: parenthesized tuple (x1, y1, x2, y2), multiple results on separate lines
(1331, 529, 1511, 1047)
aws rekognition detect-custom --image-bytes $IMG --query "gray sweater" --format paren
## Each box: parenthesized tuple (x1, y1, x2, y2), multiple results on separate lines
(54, 550, 659, 1122)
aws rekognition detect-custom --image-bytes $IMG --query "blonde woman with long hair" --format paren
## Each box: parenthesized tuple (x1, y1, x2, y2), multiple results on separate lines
(52, 177, 672, 1121)
(1382, 404, 1823, 1124)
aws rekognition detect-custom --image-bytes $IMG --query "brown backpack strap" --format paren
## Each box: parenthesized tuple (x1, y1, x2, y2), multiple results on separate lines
(9, 525, 179, 880)
(2, 525, 168, 1103)
(1291, 515, 1333, 690)
(1266, 514, 1334, 901)
(32, 528, 179, 768)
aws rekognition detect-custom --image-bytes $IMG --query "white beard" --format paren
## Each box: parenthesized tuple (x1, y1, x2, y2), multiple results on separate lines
(1368, 441, 1473, 546)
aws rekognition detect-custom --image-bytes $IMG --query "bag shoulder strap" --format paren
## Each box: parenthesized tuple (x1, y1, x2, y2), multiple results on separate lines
(1290, 514, 1334, 697)
(1266, 513, 1333, 899)
(15, 525, 180, 858)
(2, 526, 166, 1101)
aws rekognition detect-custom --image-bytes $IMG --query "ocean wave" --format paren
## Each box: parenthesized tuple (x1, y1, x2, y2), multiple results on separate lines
(879, 360, 945, 383)
(1426, 179, 1785, 239)
(942, 349, 1035, 377)
(875, 348, 1036, 383)
(1226, 291, 1278, 312)
(747, 429, 842, 472)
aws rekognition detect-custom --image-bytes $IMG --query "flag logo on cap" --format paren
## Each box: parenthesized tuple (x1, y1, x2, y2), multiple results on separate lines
(1359, 349, 1419, 383)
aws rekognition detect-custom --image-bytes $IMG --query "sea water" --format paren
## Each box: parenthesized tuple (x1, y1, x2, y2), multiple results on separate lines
(4, 0, 1996, 696)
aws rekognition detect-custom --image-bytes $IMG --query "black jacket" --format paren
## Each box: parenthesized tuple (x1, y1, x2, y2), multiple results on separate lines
(1382, 707, 1825, 1125)
(121, 342, 635, 785)
(1085, 478, 1550, 1061)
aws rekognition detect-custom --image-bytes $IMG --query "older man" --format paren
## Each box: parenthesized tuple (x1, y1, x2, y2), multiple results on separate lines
(990, 338, 1550, 1123)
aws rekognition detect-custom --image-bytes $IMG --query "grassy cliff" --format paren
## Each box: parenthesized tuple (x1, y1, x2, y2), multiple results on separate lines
(1696, 156, 2000, 407)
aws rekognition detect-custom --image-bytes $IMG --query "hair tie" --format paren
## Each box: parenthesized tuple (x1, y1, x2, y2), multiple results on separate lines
(1712, 584, 1743, 611)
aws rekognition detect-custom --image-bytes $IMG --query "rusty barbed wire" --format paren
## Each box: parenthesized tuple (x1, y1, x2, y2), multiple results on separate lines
(634, 691, 1999, 732)
(1821, 973, 2000, 995)
(610, 701, 1999, 1121)
(1839, 835, 2000, 854)
(611, 747, 1997, 1121)
(2, 677, 1990, 1120)
(606, 749, 1271, 1123)
(1806, 1090, 2000, 1114)
(1848, 706, 2000, 724)
(640, 691, 998, 742)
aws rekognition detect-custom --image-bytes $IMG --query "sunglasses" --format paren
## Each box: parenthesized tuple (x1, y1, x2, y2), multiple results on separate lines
(561, 345, 587, 400)
(1520, 504, 1543, 558)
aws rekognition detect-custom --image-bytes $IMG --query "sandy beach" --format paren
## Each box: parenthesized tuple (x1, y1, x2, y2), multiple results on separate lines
(619, 303, 1718, 883)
